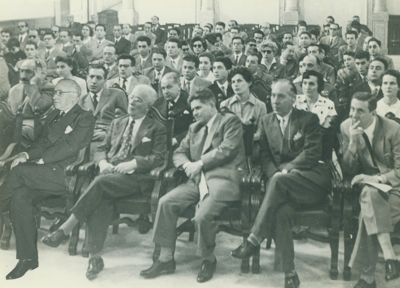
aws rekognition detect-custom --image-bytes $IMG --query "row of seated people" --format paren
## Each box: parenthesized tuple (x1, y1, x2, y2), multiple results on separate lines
(0, 58, 400, 288)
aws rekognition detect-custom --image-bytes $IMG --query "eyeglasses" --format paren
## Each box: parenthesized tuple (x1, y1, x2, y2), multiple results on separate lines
(137, 45, 147, 48)
(182, 48, 189, 52)
(54, 90, 75, 95)
(262, 50, 273, 54)
(52, 30, 59, 33)
(18, 25, 26, 28)
(248, 43, 257, 47)
(28, 35, 37, 38)
(193, 44, 203, 48)
(118, 64, 131, 68)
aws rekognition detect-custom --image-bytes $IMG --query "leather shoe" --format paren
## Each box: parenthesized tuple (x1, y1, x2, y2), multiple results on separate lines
(140, 259, 176, 279)
(197, 259, 217, 283)
(231, 240, 259, 259)
(353, 279, 376, 288)
(285, 272, 300, 288)
(86, 256, 104, 280)
(6, 259, 38, 280)
(41, 229, 68, 248)
(385, 259, 400, 281)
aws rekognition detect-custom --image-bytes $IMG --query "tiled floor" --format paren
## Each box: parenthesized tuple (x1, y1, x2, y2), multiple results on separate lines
(0, 224, 399, 288)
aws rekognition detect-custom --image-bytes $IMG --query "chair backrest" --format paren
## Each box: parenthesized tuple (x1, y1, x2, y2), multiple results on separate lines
(242, 119, 256, 171)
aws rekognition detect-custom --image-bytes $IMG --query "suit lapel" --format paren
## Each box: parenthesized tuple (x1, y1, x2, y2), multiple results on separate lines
(131, 116, 152, 151)
(202, 114, 221, 154)
(372, 116, 384, 153)
(94, 89, 108, 115)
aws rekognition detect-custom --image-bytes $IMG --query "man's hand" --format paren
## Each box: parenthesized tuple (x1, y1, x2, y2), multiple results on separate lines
(10, 153, 28, 169)
(183, 161, 203, 179)
(113, 161, 137, 174)
(351, 174, 380, 186)
(349, 120, 364, 139)
(98, 160, 114, 174)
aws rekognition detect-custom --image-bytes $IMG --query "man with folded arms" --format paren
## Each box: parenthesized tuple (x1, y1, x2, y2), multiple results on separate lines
(231, 79, 331, 288)
(140, 88, 245, 283)
(1, 79, 95, 280)
(42, 85, 166, 280)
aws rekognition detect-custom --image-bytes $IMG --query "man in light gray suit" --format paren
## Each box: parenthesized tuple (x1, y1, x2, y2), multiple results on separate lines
(140, 88, 245, 283)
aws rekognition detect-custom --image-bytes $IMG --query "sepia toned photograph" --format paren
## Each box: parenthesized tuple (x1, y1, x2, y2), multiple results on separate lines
(0, 0, 400, 287)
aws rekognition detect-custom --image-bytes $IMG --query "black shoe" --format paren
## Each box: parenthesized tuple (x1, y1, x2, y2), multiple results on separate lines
(140, 259, 176, 279)
(385, 259, 400, 281)
(0, 224, 12, 250)
(86, 256, 104, 280)
(41, 229, 69, 248)
(6, 259, 38, 280)
(197, 259, 217, 283)
(231, 240, 259, 259)
(353, 279, 376, 288)
(285, 272, 300, 288)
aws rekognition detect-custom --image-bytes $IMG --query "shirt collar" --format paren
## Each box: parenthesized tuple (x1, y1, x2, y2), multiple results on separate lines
(231, 93, 257, 105)
(130, 115, 146, 125)
(91, 89, 103, 97)
(206, 113, 217, 130)
(275, 109, 293, 122)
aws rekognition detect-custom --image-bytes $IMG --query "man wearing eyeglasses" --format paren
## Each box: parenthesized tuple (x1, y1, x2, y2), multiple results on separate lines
(27, 29, 45, 50)
(16, 21, 29, 51)
(320, 23, 346, 62)
(1, 79, 95, 280)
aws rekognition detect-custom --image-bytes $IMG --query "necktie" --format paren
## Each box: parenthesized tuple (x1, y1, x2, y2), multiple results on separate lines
(45, 49, 50, 59)
(235, 55, 239, 65)
(184, 80, 190, 95)
(19, 35, 23, 43)
(329, 38, 333, 46)
(198, 125, 209, 201)
(111, 119, 135, 164)
(92, 93, 98, 108)
(155, 71, 161, 81)
(121, 77, 127, 91)
(278, 117, 286, 135)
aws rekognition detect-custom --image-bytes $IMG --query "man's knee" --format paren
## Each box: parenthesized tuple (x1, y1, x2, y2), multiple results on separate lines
(276, 204, 294, 224)
(360, 186, 381, 203)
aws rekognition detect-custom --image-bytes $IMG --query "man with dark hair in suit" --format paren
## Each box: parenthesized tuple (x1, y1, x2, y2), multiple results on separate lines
(341, 92, 400, 288)
(143, 47, 176, 93)
(151, 15, 166, 47)
(113, 24, 131, 56)
(153, 72, 192, 145)
(16, 21, 29, 51)
(140, 88, 245, 283)
(180, 54, 211, 97)
(134, 35, 153, 73)
(42, 84, 166, 280)
(106, 54, 150, 96)
(1, 79, 95, 280)
(91, 24, 113, 61)
(208, 56, 234, 106)
(165, 37, 183, 72)
(231, 79, 331, 288)
(230, 36, 246, 66)
(80, 64, 127, 147)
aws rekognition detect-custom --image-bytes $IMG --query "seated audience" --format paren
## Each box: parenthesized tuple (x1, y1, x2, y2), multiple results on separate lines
(376, 70, 400, 119)
(133, 35, 153, 73)
(180, 54, 211, 97)
(367, 37, 394, 70)
(197, 52, 215, 83)
(208, 56, 233, 105)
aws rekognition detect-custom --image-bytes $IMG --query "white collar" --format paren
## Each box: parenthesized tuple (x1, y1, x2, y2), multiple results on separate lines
(275, 109, 292, 123)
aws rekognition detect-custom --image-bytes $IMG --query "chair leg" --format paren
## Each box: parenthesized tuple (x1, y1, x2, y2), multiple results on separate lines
(343, 216, 355, 281)
(68, 222, 80, 256)
(251, 246, 260, 274)
(266, 237, 272, 249)
(81, 225, 89, 258)
(0, 213, 12, 250)
(328, 228, 339, 280)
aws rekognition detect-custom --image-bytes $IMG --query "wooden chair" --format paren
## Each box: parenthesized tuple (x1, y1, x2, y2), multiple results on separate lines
(163, 121, 261, 273)
(260, 131, 343, 280)
(76, 112, 174, 256)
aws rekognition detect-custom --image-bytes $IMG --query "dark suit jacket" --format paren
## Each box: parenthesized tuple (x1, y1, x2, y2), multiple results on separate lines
(173, 112, 246, 201)
(101, 115, 167, 173)
(260, 109, 323, 178)
(230, 54, 247, 66)
(351, 81, 384, 100)
(27, 104, 95, 168)
(63, 45, 91, 76)
(152, 25, 166, 46)
(208, 81, 234, 107)
(143, 66, 177, 92)
(152, 90, 193, 143)
(114, 37, 131, 56)
(134, 55, 153, 73)
(320, 36, 346, 61)
(79, 88, 128, 140)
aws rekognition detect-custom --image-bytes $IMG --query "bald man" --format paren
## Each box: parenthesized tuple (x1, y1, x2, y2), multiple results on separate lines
(42, 84, 167, 280)
(3, 79, 95, 280)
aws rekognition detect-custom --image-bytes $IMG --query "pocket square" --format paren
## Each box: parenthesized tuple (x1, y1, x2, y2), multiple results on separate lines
(183, 110, 190, 114)
(141, 136, 152, 143)
(293, 131, 303, 141)
(64, 125, 73, 134)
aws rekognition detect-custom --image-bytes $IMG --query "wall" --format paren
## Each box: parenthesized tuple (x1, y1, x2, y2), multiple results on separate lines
(387, 0, 400, 15)
(302, 0, 367, 28)
(0, 0, 54, 21)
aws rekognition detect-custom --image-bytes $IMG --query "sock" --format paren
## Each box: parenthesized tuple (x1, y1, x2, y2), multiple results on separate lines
(247, 233, 261, 247)
(158, 247, 173, 262)
(377, 233, 396, 260)
(58, 214, 79, 235)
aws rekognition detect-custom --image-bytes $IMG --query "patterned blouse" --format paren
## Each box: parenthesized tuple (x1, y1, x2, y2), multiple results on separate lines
(294, 94, 337, 128)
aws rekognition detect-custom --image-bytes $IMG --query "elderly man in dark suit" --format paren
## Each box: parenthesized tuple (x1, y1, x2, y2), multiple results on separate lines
(140, 88, 245, 283)
(231, 79, 331, 288)
(1, 79, 95, 280)
(42, 84, 166, 280)
(153, 72, 193, 145)
(341, 92, 400, 288)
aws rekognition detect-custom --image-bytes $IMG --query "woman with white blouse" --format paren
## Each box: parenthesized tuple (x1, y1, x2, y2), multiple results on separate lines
(197, 52, 215, 82)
